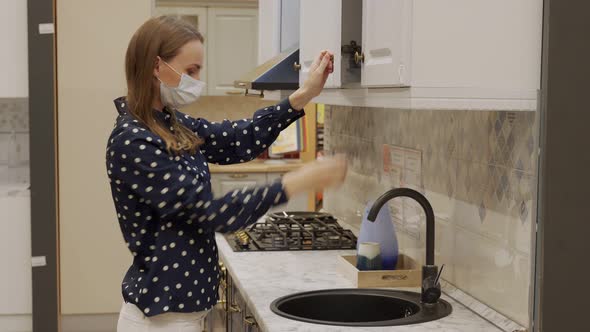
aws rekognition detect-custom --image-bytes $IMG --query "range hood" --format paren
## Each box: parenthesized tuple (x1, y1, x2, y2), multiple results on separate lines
(234, 48, 299, 92)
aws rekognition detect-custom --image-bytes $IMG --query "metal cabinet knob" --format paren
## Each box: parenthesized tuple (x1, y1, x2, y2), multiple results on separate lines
(293, 62, 302, 71)
(354, 51, 365, 65)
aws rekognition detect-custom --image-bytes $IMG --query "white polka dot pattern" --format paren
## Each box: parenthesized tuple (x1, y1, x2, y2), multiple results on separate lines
(105, 96, 298, 317)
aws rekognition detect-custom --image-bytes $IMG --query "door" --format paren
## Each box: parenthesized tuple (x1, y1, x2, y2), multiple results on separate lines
(299, 0, 342, 88)
(361, 0, 412, 87)
(207, 8, 258, 96)
(154, 6, 209, 93)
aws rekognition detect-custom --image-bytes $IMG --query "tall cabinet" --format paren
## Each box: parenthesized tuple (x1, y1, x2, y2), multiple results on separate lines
(155, 4, 258, 96)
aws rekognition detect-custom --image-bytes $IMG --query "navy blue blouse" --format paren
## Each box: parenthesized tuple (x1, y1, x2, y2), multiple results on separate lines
(106, 97, 304, 316)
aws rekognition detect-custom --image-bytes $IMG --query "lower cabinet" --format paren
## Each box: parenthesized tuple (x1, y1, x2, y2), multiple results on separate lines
(207, 261, 260, 332)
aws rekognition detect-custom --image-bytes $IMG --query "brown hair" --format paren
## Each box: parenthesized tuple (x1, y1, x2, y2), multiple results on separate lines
(125, 16, 205, 155)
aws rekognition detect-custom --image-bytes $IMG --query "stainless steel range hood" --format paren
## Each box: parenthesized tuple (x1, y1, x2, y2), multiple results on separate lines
(234, 48, 299, 91)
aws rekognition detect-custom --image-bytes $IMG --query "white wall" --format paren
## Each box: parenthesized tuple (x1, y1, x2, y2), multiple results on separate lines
(0, 0, 29, 97)
(0, 1, 31, 331)
(57, 0, 152, 314)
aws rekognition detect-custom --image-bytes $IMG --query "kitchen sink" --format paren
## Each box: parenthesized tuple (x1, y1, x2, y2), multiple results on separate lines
(270, 289, 452, 327)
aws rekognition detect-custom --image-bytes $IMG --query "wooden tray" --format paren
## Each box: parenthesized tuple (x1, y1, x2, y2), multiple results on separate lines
(337, 254, 422, 288)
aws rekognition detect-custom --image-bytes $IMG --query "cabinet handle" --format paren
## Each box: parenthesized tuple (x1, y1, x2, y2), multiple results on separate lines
(244, 315, 258, 327)
(293, 62, 302, 71)
(225, 90, 243, 95)
(229, 174, 248, 179)
(229, 304, 242, 313)
(354, 51, 365, 65)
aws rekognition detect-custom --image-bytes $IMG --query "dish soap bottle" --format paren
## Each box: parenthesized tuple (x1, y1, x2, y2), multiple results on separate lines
(357, 200, 399, 270)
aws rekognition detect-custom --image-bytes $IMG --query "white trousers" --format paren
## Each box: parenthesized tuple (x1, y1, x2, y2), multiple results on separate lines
(117, 302, 208, 332)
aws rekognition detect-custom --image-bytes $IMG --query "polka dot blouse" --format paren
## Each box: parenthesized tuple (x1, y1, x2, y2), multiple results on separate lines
(106, 97, 304, 317)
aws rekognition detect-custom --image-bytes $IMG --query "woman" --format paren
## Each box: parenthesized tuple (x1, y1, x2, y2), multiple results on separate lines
(107, 16, 347, 331)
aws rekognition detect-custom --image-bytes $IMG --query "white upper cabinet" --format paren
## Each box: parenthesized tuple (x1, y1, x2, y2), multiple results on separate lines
(299, 0, 342, 88)
(207, 8, 258, 95)
(361, 0, 412, 87)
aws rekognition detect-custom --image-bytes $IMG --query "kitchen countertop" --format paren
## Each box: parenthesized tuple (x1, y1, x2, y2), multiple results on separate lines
(215, 233, 503, 332)
(209, 159, 303, 173)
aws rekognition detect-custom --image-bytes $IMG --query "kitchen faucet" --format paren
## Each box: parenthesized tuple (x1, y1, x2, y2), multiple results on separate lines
(367, 188, 442, 304)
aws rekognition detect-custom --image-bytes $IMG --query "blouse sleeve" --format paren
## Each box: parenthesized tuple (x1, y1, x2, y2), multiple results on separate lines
(108, 133, 289, 234)
(181, 98, 304, 165)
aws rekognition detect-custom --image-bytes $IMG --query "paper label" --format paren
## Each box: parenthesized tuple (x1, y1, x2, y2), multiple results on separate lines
(32, 256, 47, 267)
(38, 23, 54, 35)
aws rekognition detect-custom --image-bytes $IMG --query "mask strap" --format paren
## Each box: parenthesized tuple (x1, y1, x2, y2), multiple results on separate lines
(159, 57, 182, 77)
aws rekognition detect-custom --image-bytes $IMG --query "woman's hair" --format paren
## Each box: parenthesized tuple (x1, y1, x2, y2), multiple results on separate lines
(125, 15, 204, 155)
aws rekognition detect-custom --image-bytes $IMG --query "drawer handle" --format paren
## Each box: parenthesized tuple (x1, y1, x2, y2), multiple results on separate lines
(244, 315, 258, 327)
(229, 304, 242, 313)
(225, 90, 243, 95)
(229, 174, 248, 179)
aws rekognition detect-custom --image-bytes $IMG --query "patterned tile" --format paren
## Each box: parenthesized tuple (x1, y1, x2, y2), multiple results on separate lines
(0, 98, 29, 132)
(324, 104, 539, 327)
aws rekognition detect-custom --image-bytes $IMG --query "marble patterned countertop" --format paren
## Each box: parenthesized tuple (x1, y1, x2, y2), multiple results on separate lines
(215, 233, 503, 332)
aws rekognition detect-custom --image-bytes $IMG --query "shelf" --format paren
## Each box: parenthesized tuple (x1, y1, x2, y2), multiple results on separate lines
(264, 87, 538, 111)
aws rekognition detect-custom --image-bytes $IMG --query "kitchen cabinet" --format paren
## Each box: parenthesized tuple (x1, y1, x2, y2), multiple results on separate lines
(361, 0, 412, 87)
(214, 261, 260, 332)
(207, 8, 258, 95)
(299, 0, 409, 89)
(260, 0, 542, 111)
(298, 0, 364, 89)
(299, 0, 344, 88)
(211, 173, 267, 197)
(155, 4, 258, 96)
(211, 171, 308, 211)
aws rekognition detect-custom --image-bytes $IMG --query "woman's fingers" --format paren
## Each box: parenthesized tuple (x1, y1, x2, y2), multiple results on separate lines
(310, 50, 329, 71)
(317, 52, 332, 73)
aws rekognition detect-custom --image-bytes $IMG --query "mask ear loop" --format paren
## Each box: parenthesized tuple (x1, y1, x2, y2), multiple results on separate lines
(155, 56, 182, 85)
(158, 56, 183, 77)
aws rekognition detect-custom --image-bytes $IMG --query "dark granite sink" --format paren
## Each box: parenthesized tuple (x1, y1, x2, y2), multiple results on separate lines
(270, 289, 452, 327)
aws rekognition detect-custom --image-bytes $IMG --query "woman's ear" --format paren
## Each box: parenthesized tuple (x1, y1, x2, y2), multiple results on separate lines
(153, 56, 162, 79)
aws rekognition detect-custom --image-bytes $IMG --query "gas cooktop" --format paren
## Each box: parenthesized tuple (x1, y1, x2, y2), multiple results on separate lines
(225, 211, 357, 252)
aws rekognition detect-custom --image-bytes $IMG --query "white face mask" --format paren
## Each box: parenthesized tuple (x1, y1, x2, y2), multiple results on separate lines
(158, 60, 205, 109)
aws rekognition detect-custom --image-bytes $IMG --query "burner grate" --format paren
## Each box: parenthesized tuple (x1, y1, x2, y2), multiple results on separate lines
(226, 212, 357, 252)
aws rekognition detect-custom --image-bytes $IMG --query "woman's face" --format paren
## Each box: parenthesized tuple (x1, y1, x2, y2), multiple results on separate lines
(155, 39, 204, 87)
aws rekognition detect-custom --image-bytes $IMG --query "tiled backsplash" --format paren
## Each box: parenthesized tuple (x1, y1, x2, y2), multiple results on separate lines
(0, 98, 29, 166)
(323, 105, 538, 326)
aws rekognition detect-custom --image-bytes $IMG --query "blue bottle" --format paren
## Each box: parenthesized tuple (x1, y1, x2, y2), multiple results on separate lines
(357, 200, 399, 270)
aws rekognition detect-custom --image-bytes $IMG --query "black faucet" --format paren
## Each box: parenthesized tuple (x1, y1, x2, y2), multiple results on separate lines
(367, 188, 442, 304)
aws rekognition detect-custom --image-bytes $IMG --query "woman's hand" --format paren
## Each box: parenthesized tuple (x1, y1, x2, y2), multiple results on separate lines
(282, 154, 347, 198)
(288, 50, 334, 110)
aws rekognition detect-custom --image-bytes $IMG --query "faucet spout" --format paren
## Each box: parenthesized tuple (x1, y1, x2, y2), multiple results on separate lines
(367, 188, 440, 304)
(367, 188, 435, 265)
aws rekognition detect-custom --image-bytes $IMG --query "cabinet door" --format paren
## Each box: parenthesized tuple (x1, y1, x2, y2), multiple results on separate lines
(212, 173, 267, 198)
(153, 6, 208, 93)
(361, 0, 412, 87)
(299, 0, 342, 88)
(207, 8, 258, 96)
